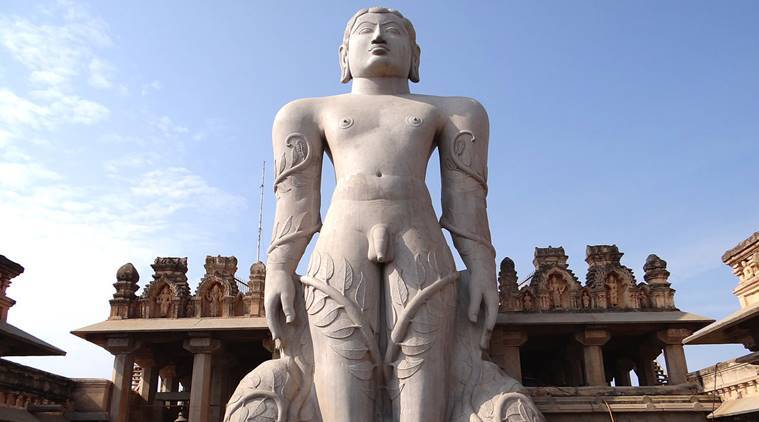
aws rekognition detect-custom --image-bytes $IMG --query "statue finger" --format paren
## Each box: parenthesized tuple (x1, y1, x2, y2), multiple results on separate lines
(281, 290, 295, 324)
(468, 288, 482, 323)
(265, 295, 282, 340)
(480, 295, 498, 349)
(480, 327, 493, 350)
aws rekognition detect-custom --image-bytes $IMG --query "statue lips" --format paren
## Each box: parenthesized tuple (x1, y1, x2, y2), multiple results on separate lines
(370, 45, 389, 55)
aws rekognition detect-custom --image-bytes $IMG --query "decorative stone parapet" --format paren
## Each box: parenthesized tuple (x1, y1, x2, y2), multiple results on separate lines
(722, 231, 759, 308)
(0, 255, 24, 322)
(108, 256, 266, 320)
(498, 244, 677, 313)
(0, 358, 75, 409)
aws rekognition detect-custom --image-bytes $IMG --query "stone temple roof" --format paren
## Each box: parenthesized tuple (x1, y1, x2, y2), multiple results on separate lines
(722, 231, 759, 263)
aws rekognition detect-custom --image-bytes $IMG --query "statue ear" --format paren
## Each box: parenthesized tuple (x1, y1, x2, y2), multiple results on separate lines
(339, 45, 352, 83)
(408, 44, 420, 83)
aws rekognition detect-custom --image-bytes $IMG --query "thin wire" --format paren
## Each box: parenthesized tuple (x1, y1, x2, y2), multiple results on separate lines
(256, 161, 266, 262)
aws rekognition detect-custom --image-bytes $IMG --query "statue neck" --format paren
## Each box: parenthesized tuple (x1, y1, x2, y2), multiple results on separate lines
(351, 77, 410, 95)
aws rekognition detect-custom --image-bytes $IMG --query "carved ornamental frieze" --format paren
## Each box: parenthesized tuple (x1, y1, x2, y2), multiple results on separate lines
(107, 256, 266, 320)
(499, 245, 678, 313)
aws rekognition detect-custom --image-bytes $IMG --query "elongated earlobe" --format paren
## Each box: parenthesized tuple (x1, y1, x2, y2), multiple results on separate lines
(409, 45, 421, 83)
(339, 45, 351, 83)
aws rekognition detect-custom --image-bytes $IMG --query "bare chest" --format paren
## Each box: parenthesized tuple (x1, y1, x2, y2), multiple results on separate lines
(322, 100, 441, 155)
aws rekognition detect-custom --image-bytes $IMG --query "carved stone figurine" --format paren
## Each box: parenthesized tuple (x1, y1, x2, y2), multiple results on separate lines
(225, 7, 544, 422)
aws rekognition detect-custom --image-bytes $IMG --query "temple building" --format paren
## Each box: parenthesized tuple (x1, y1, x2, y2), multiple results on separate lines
(69, 244, 720, 421)
(0, 255, 109, 421)
(73, 256, 271, 422)
(686, 232, 759, 420)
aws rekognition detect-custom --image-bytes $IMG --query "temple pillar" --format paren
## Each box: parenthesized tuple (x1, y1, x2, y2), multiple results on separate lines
(656, 328, 691, 384)
(105, 337, 140, 422)
(575, 328, 610, 386)
(490, 329, 527, 383)
(184, 336, 221, 422)
(210, 354, 236, 421)
(160, 364, 178, 392)
(614, 358, 634, 386)
(135, 355, 159, 403)
(634, 343, 661, 386)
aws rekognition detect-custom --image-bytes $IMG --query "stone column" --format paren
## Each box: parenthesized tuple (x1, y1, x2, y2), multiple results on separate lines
(575, 328, 610, 386)
(184, 336, 221, 422)
(490, 329, 527, 383)
(614, 358, 634, 386)
(105, 337, 140, 422)
(634, 343, 661, 386)
(135, 356, 159, 403)
(656, 328, 691, 384)
(160, 365, 178, 392)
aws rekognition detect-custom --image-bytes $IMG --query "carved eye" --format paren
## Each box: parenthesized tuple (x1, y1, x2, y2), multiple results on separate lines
(405, 115, 423, 127)
(385, 26, 401, 35)
(358, 27, 373, 34)
(339, 117, 354, 129)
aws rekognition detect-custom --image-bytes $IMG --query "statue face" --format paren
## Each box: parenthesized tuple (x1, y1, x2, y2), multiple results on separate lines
(345, 12, 413, 80)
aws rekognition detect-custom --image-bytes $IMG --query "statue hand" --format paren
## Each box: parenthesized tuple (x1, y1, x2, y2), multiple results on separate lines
(264, 269, 296, 343)
(467, 268, 498, 350)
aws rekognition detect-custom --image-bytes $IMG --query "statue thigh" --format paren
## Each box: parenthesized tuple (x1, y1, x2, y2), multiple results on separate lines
(303, 230, 382, 422)
(383, 227, 458, 421)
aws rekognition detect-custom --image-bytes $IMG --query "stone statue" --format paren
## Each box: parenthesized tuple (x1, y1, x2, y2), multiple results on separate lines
(225, 7, 544, 422)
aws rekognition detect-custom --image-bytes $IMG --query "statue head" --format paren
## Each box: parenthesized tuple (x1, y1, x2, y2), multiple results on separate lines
(340, 7, 421, 83)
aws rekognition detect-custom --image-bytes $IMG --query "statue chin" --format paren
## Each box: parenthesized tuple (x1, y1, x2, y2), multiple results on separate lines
(224, 271, 545, 422)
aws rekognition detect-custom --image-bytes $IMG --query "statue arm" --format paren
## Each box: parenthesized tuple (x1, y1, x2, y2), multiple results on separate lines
(265, 100, 324, 341)
(438, 98, 497, 349)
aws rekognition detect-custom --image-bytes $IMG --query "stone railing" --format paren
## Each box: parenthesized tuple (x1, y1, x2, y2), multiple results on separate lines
(0, 358, 75, 409)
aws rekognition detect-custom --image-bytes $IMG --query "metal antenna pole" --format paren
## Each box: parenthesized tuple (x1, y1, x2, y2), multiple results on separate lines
(256, 161, 266, 262)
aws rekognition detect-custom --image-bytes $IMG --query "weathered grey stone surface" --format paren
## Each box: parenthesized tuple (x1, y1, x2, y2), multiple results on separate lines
(225, 7, 543, 421)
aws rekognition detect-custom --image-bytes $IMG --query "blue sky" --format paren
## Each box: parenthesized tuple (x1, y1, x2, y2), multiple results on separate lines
(0, 0, 756, 379)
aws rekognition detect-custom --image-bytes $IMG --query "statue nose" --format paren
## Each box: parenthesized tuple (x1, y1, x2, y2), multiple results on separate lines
(371, 31, 386, 44)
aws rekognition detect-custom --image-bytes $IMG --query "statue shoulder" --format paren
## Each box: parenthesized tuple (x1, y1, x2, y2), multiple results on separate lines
(428, 96, 489, 134)
(437, 96, 488, 120)
(274, 97, 323, 127)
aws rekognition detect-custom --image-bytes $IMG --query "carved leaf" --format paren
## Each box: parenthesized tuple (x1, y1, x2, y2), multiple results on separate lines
(314, 303, 342, 327)
(410, 318, 438, 335)
(304, 286, 315, 311)
(387, 304, 397, 330)
(270, 222, 279, 244)
(415, 254, 426, 288)
(251, 373, 262, 389)
(343, 259, 354, 293)
(399, 339, 433, 357)
(454, 137, 466, 156)
(295, 137, 308, 166)
(306, 291, 327, 315)
(324, 317, 358, 339)
(322, 254, 334, 284)
(353, 272, 366, 311)
(278, 152, 287, 175)
(278, 216, 293, 238)
(348, 360, 375, 381)
(330, 343, 368, 360)
(310, 252, 321, 277)
(428, 250, 439, 280)
(390, 268, 408, 307)
(396, 357, 424, 380)
(293, 211, 306, 232)
(247, 398, 265, 418)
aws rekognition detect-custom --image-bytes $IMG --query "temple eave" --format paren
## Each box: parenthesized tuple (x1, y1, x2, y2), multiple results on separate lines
(684, 302, 759, 345)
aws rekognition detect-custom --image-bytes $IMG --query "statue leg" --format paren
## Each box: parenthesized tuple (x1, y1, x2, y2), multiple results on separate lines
(302, 232, 382, 422)
(383, 228, 457, 422)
